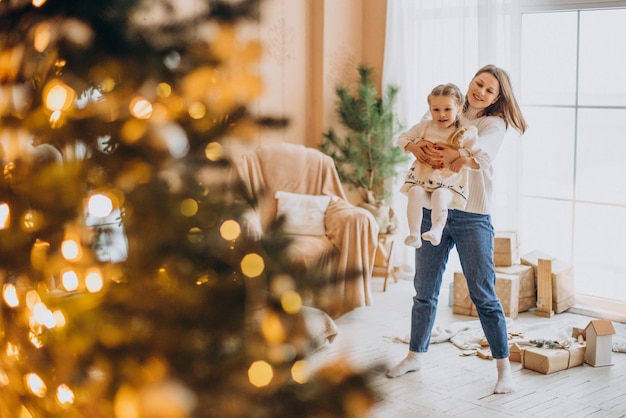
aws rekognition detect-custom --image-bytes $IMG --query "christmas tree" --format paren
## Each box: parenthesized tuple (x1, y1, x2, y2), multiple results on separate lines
(0, 1, 374, 417)
(320, 65, 408, 203)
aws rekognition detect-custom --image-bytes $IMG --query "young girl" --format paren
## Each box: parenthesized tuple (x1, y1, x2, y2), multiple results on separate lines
(397, 83, 483, 249)
(387, 65, 528, 395)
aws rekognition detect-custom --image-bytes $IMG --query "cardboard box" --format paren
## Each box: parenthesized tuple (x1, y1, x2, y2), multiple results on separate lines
(452, 271, 519, 319)
(494, 231, 519, 267)
(509, 342, 525, 363)
(521, 344, 586, 374)
(520, 250, 575, 313)
(495, 264, 536, 312)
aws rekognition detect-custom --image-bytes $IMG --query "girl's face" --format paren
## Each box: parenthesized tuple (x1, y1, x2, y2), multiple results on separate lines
(467, 72, 500, 110)
(429, 95, 462, 129)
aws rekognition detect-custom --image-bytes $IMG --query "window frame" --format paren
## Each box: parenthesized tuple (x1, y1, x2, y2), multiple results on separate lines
(519, 0, 626, 321)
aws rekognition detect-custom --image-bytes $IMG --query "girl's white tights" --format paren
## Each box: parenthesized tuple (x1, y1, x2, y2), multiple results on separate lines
(421, 188, 453, 246)
(405, 186, 427, 248)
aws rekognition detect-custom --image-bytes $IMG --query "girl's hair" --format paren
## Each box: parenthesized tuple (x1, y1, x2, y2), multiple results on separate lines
(465, 65, 528, 134)
(428, 83, 468, 148)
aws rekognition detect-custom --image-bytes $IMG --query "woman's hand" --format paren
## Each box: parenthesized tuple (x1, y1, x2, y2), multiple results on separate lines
(407, 140, 445, 169)
(433, 143, 462, 167)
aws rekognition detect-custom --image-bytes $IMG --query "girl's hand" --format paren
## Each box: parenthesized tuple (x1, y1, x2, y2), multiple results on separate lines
(449, 157, 467, 173)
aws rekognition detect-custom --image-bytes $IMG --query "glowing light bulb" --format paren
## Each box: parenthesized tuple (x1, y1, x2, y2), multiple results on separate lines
(220, 220, 240, 241)
(61, 239, 81, 261)
(32, 0, 48, 7)
(33, 302, 56, 328)
(56, 384, 75, 406)
(33, 23, 50, 52)
(45, 83, 74, 111)
(85, 268, 104, 293)
(188, 101, 206, 119)
(280, 290, 302, 314)
(291, 360, 309, 384)
(179, 198, 198, 217)
(2, 283, 19, 308)
(88, 193, 113, 218)
(240, 253, 264, 278)
(130, 97, 152, 119)
(0, 203, 10, 230)
(156, 82, 172, 98)
(248, 361, 273, 388)
(61, 270, 79, 291)
(204, 142, 223, 161)
(25, 373, 47, 397)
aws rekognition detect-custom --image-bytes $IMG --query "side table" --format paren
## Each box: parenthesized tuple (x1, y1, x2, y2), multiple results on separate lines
(372, 233, 398, 291)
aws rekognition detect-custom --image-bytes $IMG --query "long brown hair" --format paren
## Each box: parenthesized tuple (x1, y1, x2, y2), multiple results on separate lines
(465, 65, 528, 134)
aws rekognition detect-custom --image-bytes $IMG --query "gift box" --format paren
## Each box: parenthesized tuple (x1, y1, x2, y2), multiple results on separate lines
(493, 230, 519, 267)
(521, 343, 586, 374)
(509, 342, 526, 363)
(521, 250, 575, 313)
(495, 264, 536, 312)
(452, 271, 519, 319)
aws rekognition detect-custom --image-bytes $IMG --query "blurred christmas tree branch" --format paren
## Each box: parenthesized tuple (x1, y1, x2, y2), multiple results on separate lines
(0, 1, 375, 417)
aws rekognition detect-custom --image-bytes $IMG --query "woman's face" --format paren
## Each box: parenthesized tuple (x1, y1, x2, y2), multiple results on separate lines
(467, 72, 500, 110)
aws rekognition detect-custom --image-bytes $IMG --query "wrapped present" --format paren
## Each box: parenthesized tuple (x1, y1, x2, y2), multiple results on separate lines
(495, 264, 536, 312)
(521, 250, 575, 313)
(452, 271, 519, 319)
(452, 272, 473, 316)
(509, 342, 526, 363)
(494, 230, 519, 267)
(521, 343, 586, 374)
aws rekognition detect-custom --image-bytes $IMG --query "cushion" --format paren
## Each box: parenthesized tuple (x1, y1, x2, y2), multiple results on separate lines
(300, 306, 339, 351)
(275, 191, 330, 236)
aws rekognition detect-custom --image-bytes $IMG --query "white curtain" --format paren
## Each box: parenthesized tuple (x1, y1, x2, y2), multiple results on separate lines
(383, 0, 523, 272)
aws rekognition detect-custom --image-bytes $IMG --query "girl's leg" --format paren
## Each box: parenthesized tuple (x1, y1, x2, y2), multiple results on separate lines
(405, 186, 428, 248)
(422, 188, 453, 246)
(448, 211, 514, 393)
(387, 209, 453, 378)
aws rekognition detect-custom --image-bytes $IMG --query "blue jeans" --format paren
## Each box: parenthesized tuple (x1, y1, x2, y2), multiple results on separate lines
(409, 208, 509, 358)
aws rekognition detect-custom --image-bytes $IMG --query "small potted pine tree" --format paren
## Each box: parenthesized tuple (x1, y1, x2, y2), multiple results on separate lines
(320, 65, 408, 235)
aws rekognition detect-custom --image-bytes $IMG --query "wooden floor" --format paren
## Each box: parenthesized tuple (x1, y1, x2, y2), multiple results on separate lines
(308, 277, 626, 418)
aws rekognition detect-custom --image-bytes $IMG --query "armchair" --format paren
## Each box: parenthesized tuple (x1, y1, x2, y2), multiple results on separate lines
(233, 142, 379, 317)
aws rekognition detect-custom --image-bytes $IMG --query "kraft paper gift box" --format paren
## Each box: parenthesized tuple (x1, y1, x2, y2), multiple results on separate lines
(521, 343, 586, 374)
(495, 264, 536, 312)
(452, 271, 520, 319)
(509, 343, 526, 363)
(493, 230, 519, 267)
(520, 250, 575, 313)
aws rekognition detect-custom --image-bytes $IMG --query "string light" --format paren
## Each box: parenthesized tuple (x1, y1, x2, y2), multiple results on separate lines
(85, 268, 104, 293)
(56, 384, 75, 406)
(219, 219, 240, 241)
(248, 361, 273, 388)
(61, 270, 79, 292)
(240, 253, 264, 278)
(0, 202, 10, 229)
(88, 193, 114, 218)
(2, 283, 19, 308)
(291, 360, 309, 384)
(129, 97, 152, 119)
(25, 373, 47, 397)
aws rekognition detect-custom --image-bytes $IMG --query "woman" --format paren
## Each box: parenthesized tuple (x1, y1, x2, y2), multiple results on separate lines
(386, 65, 528, 395)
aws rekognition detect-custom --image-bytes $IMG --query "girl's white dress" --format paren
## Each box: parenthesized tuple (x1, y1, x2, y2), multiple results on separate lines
(397, 120, 479, 210)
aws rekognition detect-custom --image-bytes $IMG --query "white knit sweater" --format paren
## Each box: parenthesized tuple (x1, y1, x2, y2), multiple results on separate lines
(460, 107, 507, 215)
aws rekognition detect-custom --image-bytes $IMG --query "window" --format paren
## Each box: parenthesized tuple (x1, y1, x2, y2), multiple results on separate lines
(520, 3, 626, 313)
